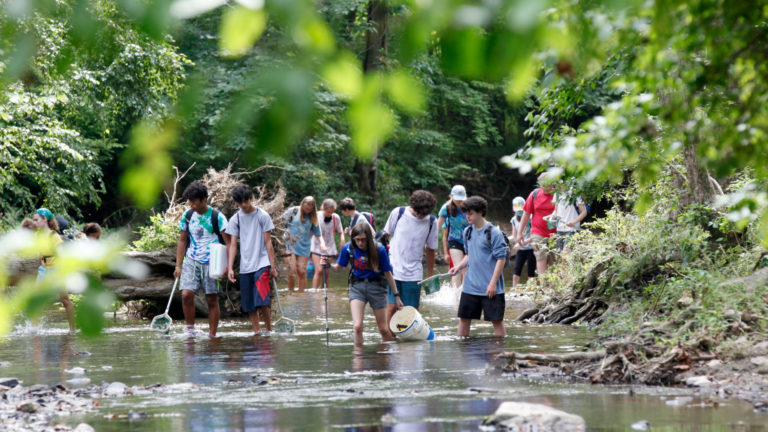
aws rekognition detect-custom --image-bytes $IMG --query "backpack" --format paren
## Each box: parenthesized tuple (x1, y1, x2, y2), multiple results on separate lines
(350, 211, 375, 231)
(184, 208, 225, 248)
(464, 222, 511, 268)
(378, 206, 435, 248)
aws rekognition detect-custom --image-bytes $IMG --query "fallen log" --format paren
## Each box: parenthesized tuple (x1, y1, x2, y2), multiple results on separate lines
(496, 350, 607, 363)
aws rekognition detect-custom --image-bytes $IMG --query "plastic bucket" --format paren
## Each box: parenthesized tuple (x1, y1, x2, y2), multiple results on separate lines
(545, 214, 561, 230)
(209, 243, 228, 279)
(389, 306, 435, 341)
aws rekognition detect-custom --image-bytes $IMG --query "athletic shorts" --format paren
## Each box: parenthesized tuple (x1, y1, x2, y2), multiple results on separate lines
(349, 279, 387, 310)
(448, 239, 464, 251)
(387, 280, 421, 307)
(458, 292, 505, 321)
(240, 266, 271, 312)
(531, 234, 553, 261)
(513, 249, 536, 277)
(180, 258, 219, 295)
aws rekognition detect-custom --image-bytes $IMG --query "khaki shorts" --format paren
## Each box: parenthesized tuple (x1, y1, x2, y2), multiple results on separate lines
(531, 234, 553, 261)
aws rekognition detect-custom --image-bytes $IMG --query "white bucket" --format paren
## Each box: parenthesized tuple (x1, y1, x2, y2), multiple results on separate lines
(209, 243, 228, 279)
(389, 306, 435, 341)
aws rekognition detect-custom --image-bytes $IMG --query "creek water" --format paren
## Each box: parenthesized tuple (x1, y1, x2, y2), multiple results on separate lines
(1, 272, 766, 431)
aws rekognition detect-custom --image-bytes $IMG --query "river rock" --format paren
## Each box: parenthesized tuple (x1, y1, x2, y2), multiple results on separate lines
(630, 420, 650, 431)
(751, 341, 768, 357)
(65, 367, 87, 375)
(685, 376, 712, 387)
(16, 400, 38, 413)
(750, 356, 768, 374)
(482, 402, 586, 431)
(66, 377, 91, 386)
(0, 361, 11, 367)
(0, 377, 20, 388)
(104, 381, 128, 396)
(74, 423, 96, 432)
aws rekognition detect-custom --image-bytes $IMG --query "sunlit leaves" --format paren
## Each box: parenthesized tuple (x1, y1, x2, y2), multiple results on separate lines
(120, 120, 178, 209)
(348, 74, 395, 160)
(322, 52, 362, 99)
(219, 4, 266, 57)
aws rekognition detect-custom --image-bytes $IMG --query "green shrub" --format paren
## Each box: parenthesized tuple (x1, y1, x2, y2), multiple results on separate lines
(132, 214, 179, 251)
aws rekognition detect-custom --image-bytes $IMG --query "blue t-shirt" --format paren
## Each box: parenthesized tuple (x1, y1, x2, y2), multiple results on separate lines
(462, 223, 507, 296)
(439, 203, 469, 243)
(337, 243, 392, 279)
(282, 206, 322, 257)
(178, 208, 228, 264)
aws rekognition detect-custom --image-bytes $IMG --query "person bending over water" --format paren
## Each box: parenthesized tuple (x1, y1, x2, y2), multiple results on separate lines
(323, 224, 403, 345)
(311, 198, 344, 289)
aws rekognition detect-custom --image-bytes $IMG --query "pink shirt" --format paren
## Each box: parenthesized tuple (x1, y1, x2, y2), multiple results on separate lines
(523, 189, 556, 237)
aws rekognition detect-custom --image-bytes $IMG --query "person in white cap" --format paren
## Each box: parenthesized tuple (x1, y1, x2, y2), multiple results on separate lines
(510, 196, 535, 286)
(437, 185, 469, 288)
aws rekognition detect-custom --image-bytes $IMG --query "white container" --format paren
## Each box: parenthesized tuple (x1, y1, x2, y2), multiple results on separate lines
(209, 243, 228, 279)
(389, 306, 435, 341)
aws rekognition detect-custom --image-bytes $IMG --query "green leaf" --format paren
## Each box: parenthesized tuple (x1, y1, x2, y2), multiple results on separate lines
(219, 5, 267, 58)
(322, 52, 362, 99)
(386, 70, 425, 114)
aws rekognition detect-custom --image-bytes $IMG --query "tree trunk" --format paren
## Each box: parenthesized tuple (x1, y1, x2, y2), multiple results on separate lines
(682, 138, 716, 205)
(356, 0, 388, 199)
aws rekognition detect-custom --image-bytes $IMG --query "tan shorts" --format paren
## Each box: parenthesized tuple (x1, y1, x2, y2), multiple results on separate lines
(531, 234, 553, 261)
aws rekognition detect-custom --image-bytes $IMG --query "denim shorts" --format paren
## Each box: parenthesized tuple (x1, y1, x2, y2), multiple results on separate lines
(387, 280, 421, 308)
(349, 279, 387, 309)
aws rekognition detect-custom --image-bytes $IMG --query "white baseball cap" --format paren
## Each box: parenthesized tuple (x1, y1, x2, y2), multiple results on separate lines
(450, 185, 467, 201)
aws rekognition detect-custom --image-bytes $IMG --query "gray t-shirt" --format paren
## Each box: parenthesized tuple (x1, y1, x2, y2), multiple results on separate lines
(225, 208, 275, 273)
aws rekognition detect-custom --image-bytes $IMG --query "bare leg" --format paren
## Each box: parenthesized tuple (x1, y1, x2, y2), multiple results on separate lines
(458, 318, 472, 337)
(60, 294, 75, 332)
(295, 255, 309, 292)
(248, 311, 261, 333)
(285, 255, 297, 291)
(182, 290, 196, 328)
(311, 254, 322, 289)
(385, 303, 397, 338)
(492, 320, 506, 337)
(449, 249, 465, 288)
(260, 306, 272, 331)
(536, 258, 548, 276)
(350, 299, 366, 345)
(205, 293, 220, 336)
(372, 307, 394, 342)
(512, 274, 520, 287)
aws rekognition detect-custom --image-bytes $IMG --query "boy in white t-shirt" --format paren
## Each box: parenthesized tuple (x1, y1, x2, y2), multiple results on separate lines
(553, 188, 587, 252)
(382, 190, 438, 329)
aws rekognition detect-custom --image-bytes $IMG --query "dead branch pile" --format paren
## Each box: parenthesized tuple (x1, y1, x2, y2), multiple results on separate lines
(163, 164, 288, 251)
(497, 326, 716, 385)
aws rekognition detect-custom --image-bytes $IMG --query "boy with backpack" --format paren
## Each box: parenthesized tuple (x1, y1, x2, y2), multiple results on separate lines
(449, 196, 508, 337)
(173, 181, 230, 338)
(226, 184, 278, 335)
(339, 197, 375, 235)
(382, 190, 438, 328)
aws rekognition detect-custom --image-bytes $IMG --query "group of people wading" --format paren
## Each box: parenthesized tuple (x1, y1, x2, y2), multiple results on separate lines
(171, 171, 587, 344)
(24, 170, 586, 343)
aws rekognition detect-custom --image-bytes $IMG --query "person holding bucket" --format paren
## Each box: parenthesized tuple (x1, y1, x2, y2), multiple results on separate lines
(449, 196, 507, 337)
(322, 224, 403, 345)
(515, 172, 557, 275)
(173, 181, 230, 338)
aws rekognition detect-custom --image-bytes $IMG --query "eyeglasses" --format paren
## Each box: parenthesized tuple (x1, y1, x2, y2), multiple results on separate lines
(353, 236, 367, 243)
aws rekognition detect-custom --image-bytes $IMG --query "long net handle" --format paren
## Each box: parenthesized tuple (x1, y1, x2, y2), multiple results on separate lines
(272, 279, 285, 316)
(164, 278, 179, 314)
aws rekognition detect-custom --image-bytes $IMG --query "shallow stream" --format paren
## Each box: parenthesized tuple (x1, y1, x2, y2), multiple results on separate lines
(1, 273, 766, 431)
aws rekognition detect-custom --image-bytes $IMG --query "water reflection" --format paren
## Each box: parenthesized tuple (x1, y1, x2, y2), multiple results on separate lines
(1, 273, 766, 431)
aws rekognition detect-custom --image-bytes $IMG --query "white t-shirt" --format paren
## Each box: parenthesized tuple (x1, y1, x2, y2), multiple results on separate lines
(383, 207, 439, 282)
(225, 208, 274, 273)
(554, 193, 585, 233)
(311, 212, 343, 255)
